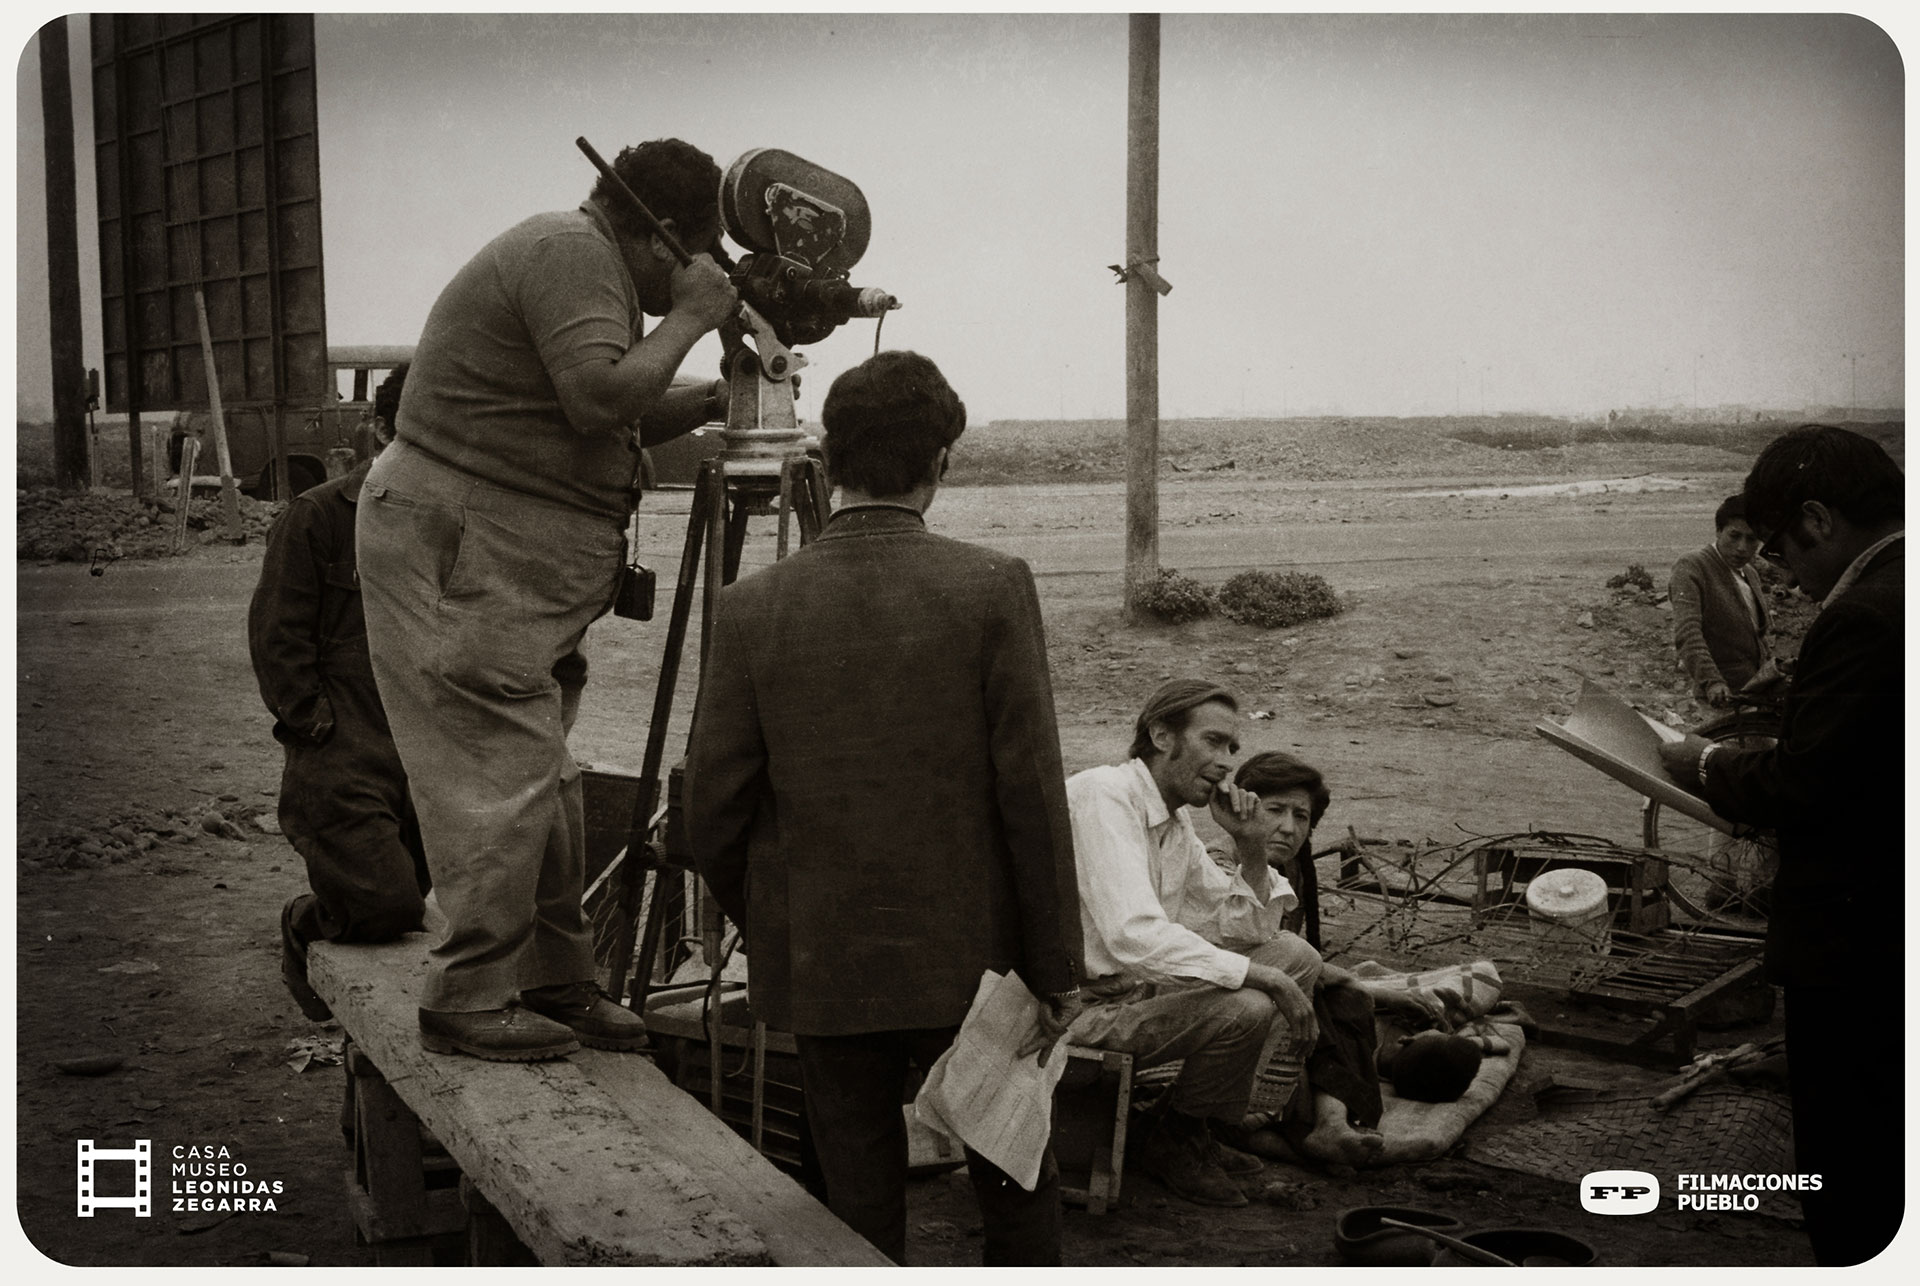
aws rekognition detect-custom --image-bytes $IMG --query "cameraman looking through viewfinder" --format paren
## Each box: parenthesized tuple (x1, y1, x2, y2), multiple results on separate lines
(355, 137, 736, 1062)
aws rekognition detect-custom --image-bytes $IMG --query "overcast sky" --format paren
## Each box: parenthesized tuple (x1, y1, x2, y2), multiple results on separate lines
(12, 8, 1908, 422)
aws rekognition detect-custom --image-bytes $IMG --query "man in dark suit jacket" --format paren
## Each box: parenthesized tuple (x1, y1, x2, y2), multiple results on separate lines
(686, 350, 1083, 1266)
(1669, 493, 1773, 705)
(1660, 425, 1903, 1266)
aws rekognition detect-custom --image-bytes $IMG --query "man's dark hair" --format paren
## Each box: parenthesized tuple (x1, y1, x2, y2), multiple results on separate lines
(1388, 1032, 1484, 1103)
(1128, 678, 1237, 762)
(374, 362, 409, 429)
(1713, 493, 1746, 532)
(1233, 751, 1331, 827)
(592, 138, 723, 252)
(1742, 424, 1904, 536)
(820, 350, 967, 497)
(353, 362, 410, 461)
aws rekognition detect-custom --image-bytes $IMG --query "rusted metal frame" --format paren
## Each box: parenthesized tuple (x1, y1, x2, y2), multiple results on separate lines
(102, 17, 148, 481)
(253, 14, 295, 499)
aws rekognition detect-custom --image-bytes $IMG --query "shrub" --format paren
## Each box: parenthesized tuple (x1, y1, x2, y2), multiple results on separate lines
(1215, 569, 1343, 628)
(1606, 563, 1656, 593)
(1134, 568, 1214, 623)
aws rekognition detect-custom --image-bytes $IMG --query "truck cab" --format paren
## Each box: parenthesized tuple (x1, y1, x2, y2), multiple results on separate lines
(168, 345, 414, 498)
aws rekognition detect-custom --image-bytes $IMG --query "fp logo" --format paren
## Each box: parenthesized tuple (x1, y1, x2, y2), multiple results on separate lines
(1581, 1169, 1660, 1215)
(77, 1139, 152, 1217)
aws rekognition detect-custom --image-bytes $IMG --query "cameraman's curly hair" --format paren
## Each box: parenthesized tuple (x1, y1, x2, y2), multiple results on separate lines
(592, 138, 722, 251)
(820, 350, 967, 498)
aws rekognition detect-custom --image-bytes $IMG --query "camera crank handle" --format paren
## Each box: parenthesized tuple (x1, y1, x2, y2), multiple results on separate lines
(575, 135, 694, 268)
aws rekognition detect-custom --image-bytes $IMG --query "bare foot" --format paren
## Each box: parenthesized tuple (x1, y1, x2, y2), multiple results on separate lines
(1298, 1119, 1385, 1167)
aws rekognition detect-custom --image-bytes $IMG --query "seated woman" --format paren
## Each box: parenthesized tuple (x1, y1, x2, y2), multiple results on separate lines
(1188, 751, 1389, 1167)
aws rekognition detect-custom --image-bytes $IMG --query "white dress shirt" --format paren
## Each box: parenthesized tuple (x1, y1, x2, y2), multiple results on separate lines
(1066, 759, 1294, 990)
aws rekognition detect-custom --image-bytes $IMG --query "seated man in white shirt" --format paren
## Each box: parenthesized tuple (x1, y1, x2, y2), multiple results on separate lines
(1063, 679, 1323, 1209)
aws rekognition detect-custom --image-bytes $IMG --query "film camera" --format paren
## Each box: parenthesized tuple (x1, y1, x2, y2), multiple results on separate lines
(717, 147, 897, 349)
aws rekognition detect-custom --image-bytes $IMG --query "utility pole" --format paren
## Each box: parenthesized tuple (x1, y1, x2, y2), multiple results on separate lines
(40, 17, 88, 492)
(1692, 352, 1703, 411)
(1843, 352, 1859, 419)
(1122, 12, 1161, 620)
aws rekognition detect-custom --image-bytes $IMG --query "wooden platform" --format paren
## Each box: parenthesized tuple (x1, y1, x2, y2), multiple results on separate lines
(308, 935, 889, 1266)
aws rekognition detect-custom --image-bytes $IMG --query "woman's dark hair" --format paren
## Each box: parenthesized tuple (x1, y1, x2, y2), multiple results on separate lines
(820, 350, 967, 498)
(1127, 679, 1237, 762)
(1742, 424, 1903, 535)
(592, 138, 723, 251)
(1233, 751, 1331, 827)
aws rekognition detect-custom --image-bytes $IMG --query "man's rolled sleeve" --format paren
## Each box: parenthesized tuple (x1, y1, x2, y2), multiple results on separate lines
(514, 232, 635, 403)
(1069, 776, 1250, 990)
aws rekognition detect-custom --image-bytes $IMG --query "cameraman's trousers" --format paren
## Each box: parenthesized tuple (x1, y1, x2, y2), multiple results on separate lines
(356, 440, 624, 1013)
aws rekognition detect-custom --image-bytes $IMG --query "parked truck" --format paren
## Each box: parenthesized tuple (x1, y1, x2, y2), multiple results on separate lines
(168, 345, 414, 498)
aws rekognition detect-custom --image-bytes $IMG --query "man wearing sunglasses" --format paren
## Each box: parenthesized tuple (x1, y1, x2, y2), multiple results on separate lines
(1657, 424, 1903, 1267)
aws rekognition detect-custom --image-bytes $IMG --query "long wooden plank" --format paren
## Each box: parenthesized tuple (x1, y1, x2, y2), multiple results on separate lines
(309, 936, 887, 1266)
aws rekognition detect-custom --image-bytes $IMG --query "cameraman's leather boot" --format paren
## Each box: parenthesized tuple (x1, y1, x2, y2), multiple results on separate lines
(521, 982, 651, 1052)
(418, 1006, 580, 1061)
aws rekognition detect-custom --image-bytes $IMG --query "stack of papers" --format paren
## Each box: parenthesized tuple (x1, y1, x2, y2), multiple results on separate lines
(912, 970, 1068, 1192)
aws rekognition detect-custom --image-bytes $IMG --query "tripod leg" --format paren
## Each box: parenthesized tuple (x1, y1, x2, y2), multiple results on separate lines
(698, 463, 729, 664)
(630, 865, 675, 1004)
(776, 463, 795, 559)
(797, 456, 831, 543)
(721, 498, 751, 584)
(606, 462, 714, 1006)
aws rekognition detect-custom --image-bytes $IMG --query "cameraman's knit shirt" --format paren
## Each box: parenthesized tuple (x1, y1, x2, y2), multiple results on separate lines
(395, 200, 642, 520)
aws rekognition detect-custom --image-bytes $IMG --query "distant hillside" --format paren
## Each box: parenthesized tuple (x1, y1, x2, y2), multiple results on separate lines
(948, 416, 1903, 486)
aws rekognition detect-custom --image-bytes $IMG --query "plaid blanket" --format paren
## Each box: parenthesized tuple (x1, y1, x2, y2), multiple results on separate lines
(1350, 959, 1505, 1033)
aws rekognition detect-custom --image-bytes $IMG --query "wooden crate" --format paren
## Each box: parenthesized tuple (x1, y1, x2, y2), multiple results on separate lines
(1053, 1046, 1134, 1215)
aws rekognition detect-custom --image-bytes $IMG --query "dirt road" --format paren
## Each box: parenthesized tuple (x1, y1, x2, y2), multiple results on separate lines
(13, 468, 1812, 1267)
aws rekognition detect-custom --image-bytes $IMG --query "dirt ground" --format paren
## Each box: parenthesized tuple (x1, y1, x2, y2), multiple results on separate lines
(12, 454, 1825, 1268)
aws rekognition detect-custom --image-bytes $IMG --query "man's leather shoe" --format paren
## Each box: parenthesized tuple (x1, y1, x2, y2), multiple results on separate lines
(1137, 1118, 1249, 1208)
(520, 982, 651, 1052)
(1203, 1122, 1267, 1177)
(280, 895, 333, 1022)
(418, 1006, 580, 1061)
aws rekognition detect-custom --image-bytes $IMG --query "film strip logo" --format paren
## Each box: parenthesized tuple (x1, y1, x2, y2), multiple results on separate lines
(77, 1138, 152, 1217)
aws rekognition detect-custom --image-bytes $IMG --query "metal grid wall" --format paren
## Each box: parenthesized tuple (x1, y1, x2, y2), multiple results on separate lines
(91, 12, 326, 415)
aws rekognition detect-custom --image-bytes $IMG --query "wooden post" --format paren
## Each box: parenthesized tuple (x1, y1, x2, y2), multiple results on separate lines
(172, 437, 200, 552)
(193, 289, 246, 540)
(1123, 13, 1161, 620)
(39, 17, 90, 494)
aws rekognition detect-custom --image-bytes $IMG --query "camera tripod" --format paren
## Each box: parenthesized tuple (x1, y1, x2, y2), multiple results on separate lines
(602, 311, 830, 1011)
